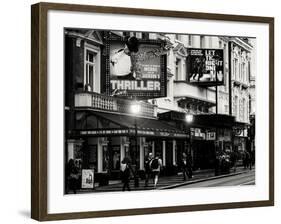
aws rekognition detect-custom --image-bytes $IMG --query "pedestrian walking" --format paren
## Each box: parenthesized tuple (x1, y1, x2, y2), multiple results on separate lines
(150, 153, 162, 189)
(230, 149, 238, 172)
(180, 152, 193, 181)
(243, 151, 250, 169)
(120, 157, 132, 191)
(249, 150, 253, 170)
(215, 154, 222, 176)
(144, 153, 153, 187)
(186, 153, 193, 178)
(221, 154, 231, 174)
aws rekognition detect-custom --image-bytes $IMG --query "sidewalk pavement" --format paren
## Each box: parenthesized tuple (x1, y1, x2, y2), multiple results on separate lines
(76, 166, 253, 193)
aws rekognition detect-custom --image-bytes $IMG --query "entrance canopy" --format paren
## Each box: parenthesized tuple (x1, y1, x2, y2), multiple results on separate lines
(193, 114, 236, 128)
(159, 111, 249, 129)
(76, 111, 189, 139)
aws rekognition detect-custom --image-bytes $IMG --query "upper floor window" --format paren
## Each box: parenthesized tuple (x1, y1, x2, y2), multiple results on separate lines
(188, 35, 192, 46)
(224, 105, 229, 114)
(242, 62, 246, 83)
(233, 58, 238, 80)
(131, 32, 136, 37)
(141, 32, 149, 39)
(219, 40, 222, 49)
(83, 42, 101, 93)
(248, 61, 251, 80)
(175, 34, 182, 41)
(239, 98, 244, 121)
(239, 63, 242, 81)
(241, 99, 244, 121)
(208, 37, 212, 48)
(85, 48, 97, 92)
(175, 58, 182, 81)
(123, 31, 130, 37)
(233, 96, 238, 117)
(200, 36, 205, 48)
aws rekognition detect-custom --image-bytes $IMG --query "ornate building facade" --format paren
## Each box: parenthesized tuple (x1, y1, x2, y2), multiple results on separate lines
(64, 29, 255, 189)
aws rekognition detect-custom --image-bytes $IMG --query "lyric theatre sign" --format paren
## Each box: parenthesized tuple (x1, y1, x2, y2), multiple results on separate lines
(103, 34, 167, 99)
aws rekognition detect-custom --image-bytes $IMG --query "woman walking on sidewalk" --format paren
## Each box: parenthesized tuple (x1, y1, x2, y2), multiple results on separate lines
(150, 153, 162, 189)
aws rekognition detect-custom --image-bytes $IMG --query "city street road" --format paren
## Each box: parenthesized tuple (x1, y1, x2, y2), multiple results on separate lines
(177, 169, 255, 188)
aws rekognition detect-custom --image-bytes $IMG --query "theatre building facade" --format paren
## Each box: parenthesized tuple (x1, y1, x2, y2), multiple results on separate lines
(64, 29, 254, 187)
(64, 29, 191, 183)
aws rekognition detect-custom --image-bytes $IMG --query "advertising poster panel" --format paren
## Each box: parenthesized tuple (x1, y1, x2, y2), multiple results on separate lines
(187, 48, 224, 85)
(108, 37, 167, 99)
(81, 169, 95, 189)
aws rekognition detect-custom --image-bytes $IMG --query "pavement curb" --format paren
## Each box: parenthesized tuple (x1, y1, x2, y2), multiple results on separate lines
(158, 170, 249, 190)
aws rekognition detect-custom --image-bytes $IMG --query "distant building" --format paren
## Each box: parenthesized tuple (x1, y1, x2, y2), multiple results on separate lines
(154, 34, 255, 168)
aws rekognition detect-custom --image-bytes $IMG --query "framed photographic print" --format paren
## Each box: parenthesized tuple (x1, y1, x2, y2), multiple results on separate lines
(31, 2, 274, 221)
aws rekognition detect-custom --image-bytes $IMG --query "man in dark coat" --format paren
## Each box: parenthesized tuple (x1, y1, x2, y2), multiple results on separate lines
(144, 153, 153, 187)
(180, 152, 193, 181)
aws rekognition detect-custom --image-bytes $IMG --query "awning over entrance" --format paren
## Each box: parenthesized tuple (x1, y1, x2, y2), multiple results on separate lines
(159, 111, 247, 129)
(193, 114, 236, 128)
(76, 111, 189, 138)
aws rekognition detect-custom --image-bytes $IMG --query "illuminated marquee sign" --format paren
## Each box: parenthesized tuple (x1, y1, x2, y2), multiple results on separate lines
(103, 34, 167, 99)
(187, 48, 224, 86)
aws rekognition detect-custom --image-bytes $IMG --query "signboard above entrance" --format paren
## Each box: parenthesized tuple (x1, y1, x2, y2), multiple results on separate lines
(103, 33, 167, 99)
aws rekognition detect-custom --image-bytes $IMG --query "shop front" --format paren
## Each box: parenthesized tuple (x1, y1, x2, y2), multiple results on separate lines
(66, 110, 190, 183)
(158, 111, 241, 171)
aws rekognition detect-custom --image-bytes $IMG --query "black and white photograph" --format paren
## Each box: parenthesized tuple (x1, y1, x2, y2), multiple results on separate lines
(64, 29, 256, 194)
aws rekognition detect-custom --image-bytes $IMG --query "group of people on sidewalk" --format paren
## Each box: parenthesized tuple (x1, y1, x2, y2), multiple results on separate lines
(144, 153, 162, 189)
(144, 152, 193, 187)
(120, 153, 163, 191)
(215, 149, 254, 175)
(120, 152, 193, 191)
(65, 151, 193, 193)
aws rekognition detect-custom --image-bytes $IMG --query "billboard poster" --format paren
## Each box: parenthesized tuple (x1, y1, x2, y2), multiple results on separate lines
(108, 37, 167, 99)
(187, 48, 224, 86)
(81, 169, 95, 189)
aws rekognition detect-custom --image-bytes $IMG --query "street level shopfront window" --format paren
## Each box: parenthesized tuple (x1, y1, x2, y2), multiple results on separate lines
(111, 146, 121, 171)
(143, 142, 151, 158)
(88, 145, 97, 172)
(154, 139, 163, 160)
(73, 142, 83, 160)
(102, 145, 109, 172)
(124, 145, 130, 158)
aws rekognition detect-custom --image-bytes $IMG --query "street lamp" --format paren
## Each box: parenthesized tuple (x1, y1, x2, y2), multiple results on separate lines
(185, 114, 194, 123)
(185, 113, 194, 162)
(131, 102, 141, 162)
(130, 102, 141, 187)
(131, 103, 141, 114)
(185, 114, 194, 143)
